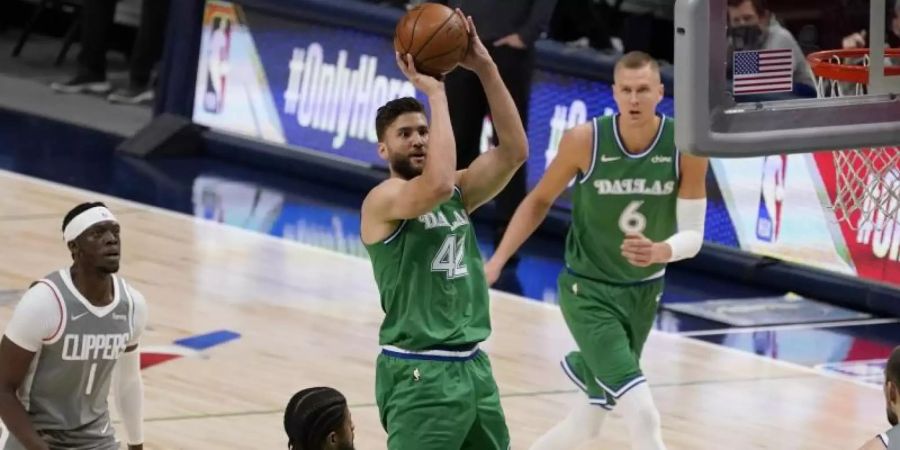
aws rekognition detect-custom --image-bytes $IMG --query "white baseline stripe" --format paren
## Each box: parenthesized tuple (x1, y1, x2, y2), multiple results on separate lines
(677, 317, 900, 337)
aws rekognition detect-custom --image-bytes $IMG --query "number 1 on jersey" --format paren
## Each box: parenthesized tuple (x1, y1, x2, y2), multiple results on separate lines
(85, 362, 98, 395)
(432, 234, 468, 279)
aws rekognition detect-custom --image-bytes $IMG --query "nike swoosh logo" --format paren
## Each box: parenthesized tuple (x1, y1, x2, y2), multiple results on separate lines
(600, 155, 620, 162)
(70, 312, 89, 321)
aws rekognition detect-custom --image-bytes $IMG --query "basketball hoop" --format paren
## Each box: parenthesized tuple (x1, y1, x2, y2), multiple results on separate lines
(808, 48, 900, 229)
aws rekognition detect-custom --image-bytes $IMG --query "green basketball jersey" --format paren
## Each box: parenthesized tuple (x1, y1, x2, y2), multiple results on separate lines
(565, 114, 679, 284)
(365, 187, 491, 350)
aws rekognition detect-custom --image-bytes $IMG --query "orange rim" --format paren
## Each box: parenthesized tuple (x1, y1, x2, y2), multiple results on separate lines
(807, 48, 900, 84)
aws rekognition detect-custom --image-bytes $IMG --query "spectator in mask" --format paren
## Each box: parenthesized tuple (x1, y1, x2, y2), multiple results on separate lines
(727, 0, 816, 94)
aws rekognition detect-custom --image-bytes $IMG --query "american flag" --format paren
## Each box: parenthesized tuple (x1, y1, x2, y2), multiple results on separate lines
(733, 49, 794, 95)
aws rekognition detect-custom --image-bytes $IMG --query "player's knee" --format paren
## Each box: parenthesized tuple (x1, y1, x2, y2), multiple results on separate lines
(567, 419, 601, 441)
(583, 423, 602, 440)
(567, 402, 606, 440)
(632, 403, 661, 431)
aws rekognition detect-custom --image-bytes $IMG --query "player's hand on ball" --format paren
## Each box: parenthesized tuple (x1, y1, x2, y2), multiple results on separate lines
(395, 52, 444, 94)
(457, 12, 493, 74)
(621, 233, 670, 267)
(483, 257, 502, 286)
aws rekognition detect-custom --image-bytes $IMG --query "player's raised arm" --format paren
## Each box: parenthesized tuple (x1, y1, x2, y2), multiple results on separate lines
(454, 13, 529, 213)
(484, 123, 592, 284)
(363, 53, 457, 226)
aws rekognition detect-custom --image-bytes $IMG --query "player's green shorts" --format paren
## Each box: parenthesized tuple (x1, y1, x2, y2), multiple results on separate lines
(375, 346, 510, 450)
(557, 269, 664, 408)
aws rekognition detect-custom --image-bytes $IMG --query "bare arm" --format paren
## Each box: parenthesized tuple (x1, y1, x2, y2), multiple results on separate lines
(0, 337, 48, 450)
(456, 15, 529, 213)
(484, 123, 591, 283)
(677, 153, 709, 200)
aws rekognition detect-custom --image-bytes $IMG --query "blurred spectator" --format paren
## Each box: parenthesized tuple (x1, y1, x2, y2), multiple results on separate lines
(547, 0, 614, 51)
(727, 0, 816, 93)
(829, 0, 900, 96)
(842, 0, 900, 50)
(616, 0, 675, 63)
(436, 0, 557, 291)
(50, 0, 170, 105)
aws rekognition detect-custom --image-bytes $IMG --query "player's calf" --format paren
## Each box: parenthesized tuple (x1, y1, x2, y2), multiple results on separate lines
(616, 382, 666, 450)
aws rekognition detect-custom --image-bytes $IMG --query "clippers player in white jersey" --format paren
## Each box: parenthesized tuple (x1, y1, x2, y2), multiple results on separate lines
(0, 202, 147, 450)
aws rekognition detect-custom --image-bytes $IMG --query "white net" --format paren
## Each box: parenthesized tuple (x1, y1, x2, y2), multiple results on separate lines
(813, 51, 900, 230)
(831, 147, 900, 228)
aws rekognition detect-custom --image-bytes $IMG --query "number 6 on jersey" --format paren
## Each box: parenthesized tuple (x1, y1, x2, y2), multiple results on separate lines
(619, 200, 647, 234)
(432, 234, 468, 279)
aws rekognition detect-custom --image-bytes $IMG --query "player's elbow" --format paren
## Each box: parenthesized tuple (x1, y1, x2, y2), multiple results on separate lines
(509, 137, 529, 166)
(524, 191, 553, 214)
(513, 146, 529, 167)
(0, 371, 21, 395)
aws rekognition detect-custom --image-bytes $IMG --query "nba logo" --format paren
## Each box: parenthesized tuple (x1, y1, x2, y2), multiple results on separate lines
(203, 16, 232, 113)
(756, 154, 787, 242)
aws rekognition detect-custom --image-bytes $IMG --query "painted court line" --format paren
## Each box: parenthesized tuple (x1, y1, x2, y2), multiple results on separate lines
(676, 317, 900, 337)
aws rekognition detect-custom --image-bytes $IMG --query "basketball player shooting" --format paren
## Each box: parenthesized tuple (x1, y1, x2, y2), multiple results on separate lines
(361, 10, 528, 450)
(485, 51, 708, 450)
(0, 202, 147, 450)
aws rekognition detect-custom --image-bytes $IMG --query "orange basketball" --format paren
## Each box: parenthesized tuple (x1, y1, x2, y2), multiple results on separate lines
(393, 3, 470, 78)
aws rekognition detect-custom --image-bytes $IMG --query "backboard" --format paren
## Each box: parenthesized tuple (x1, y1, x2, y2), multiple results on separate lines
(674, 0, 900, 157)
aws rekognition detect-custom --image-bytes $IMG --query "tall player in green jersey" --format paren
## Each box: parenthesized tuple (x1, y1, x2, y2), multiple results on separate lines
(486, 51, 709, 450)
(361, 11, 527, 450)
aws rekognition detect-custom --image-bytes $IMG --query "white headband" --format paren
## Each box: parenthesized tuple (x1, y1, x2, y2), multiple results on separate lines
(63, 206, 118, 242)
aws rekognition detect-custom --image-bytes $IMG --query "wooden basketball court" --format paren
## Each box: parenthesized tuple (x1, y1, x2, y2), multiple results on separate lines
(0, 169, 885, 449)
